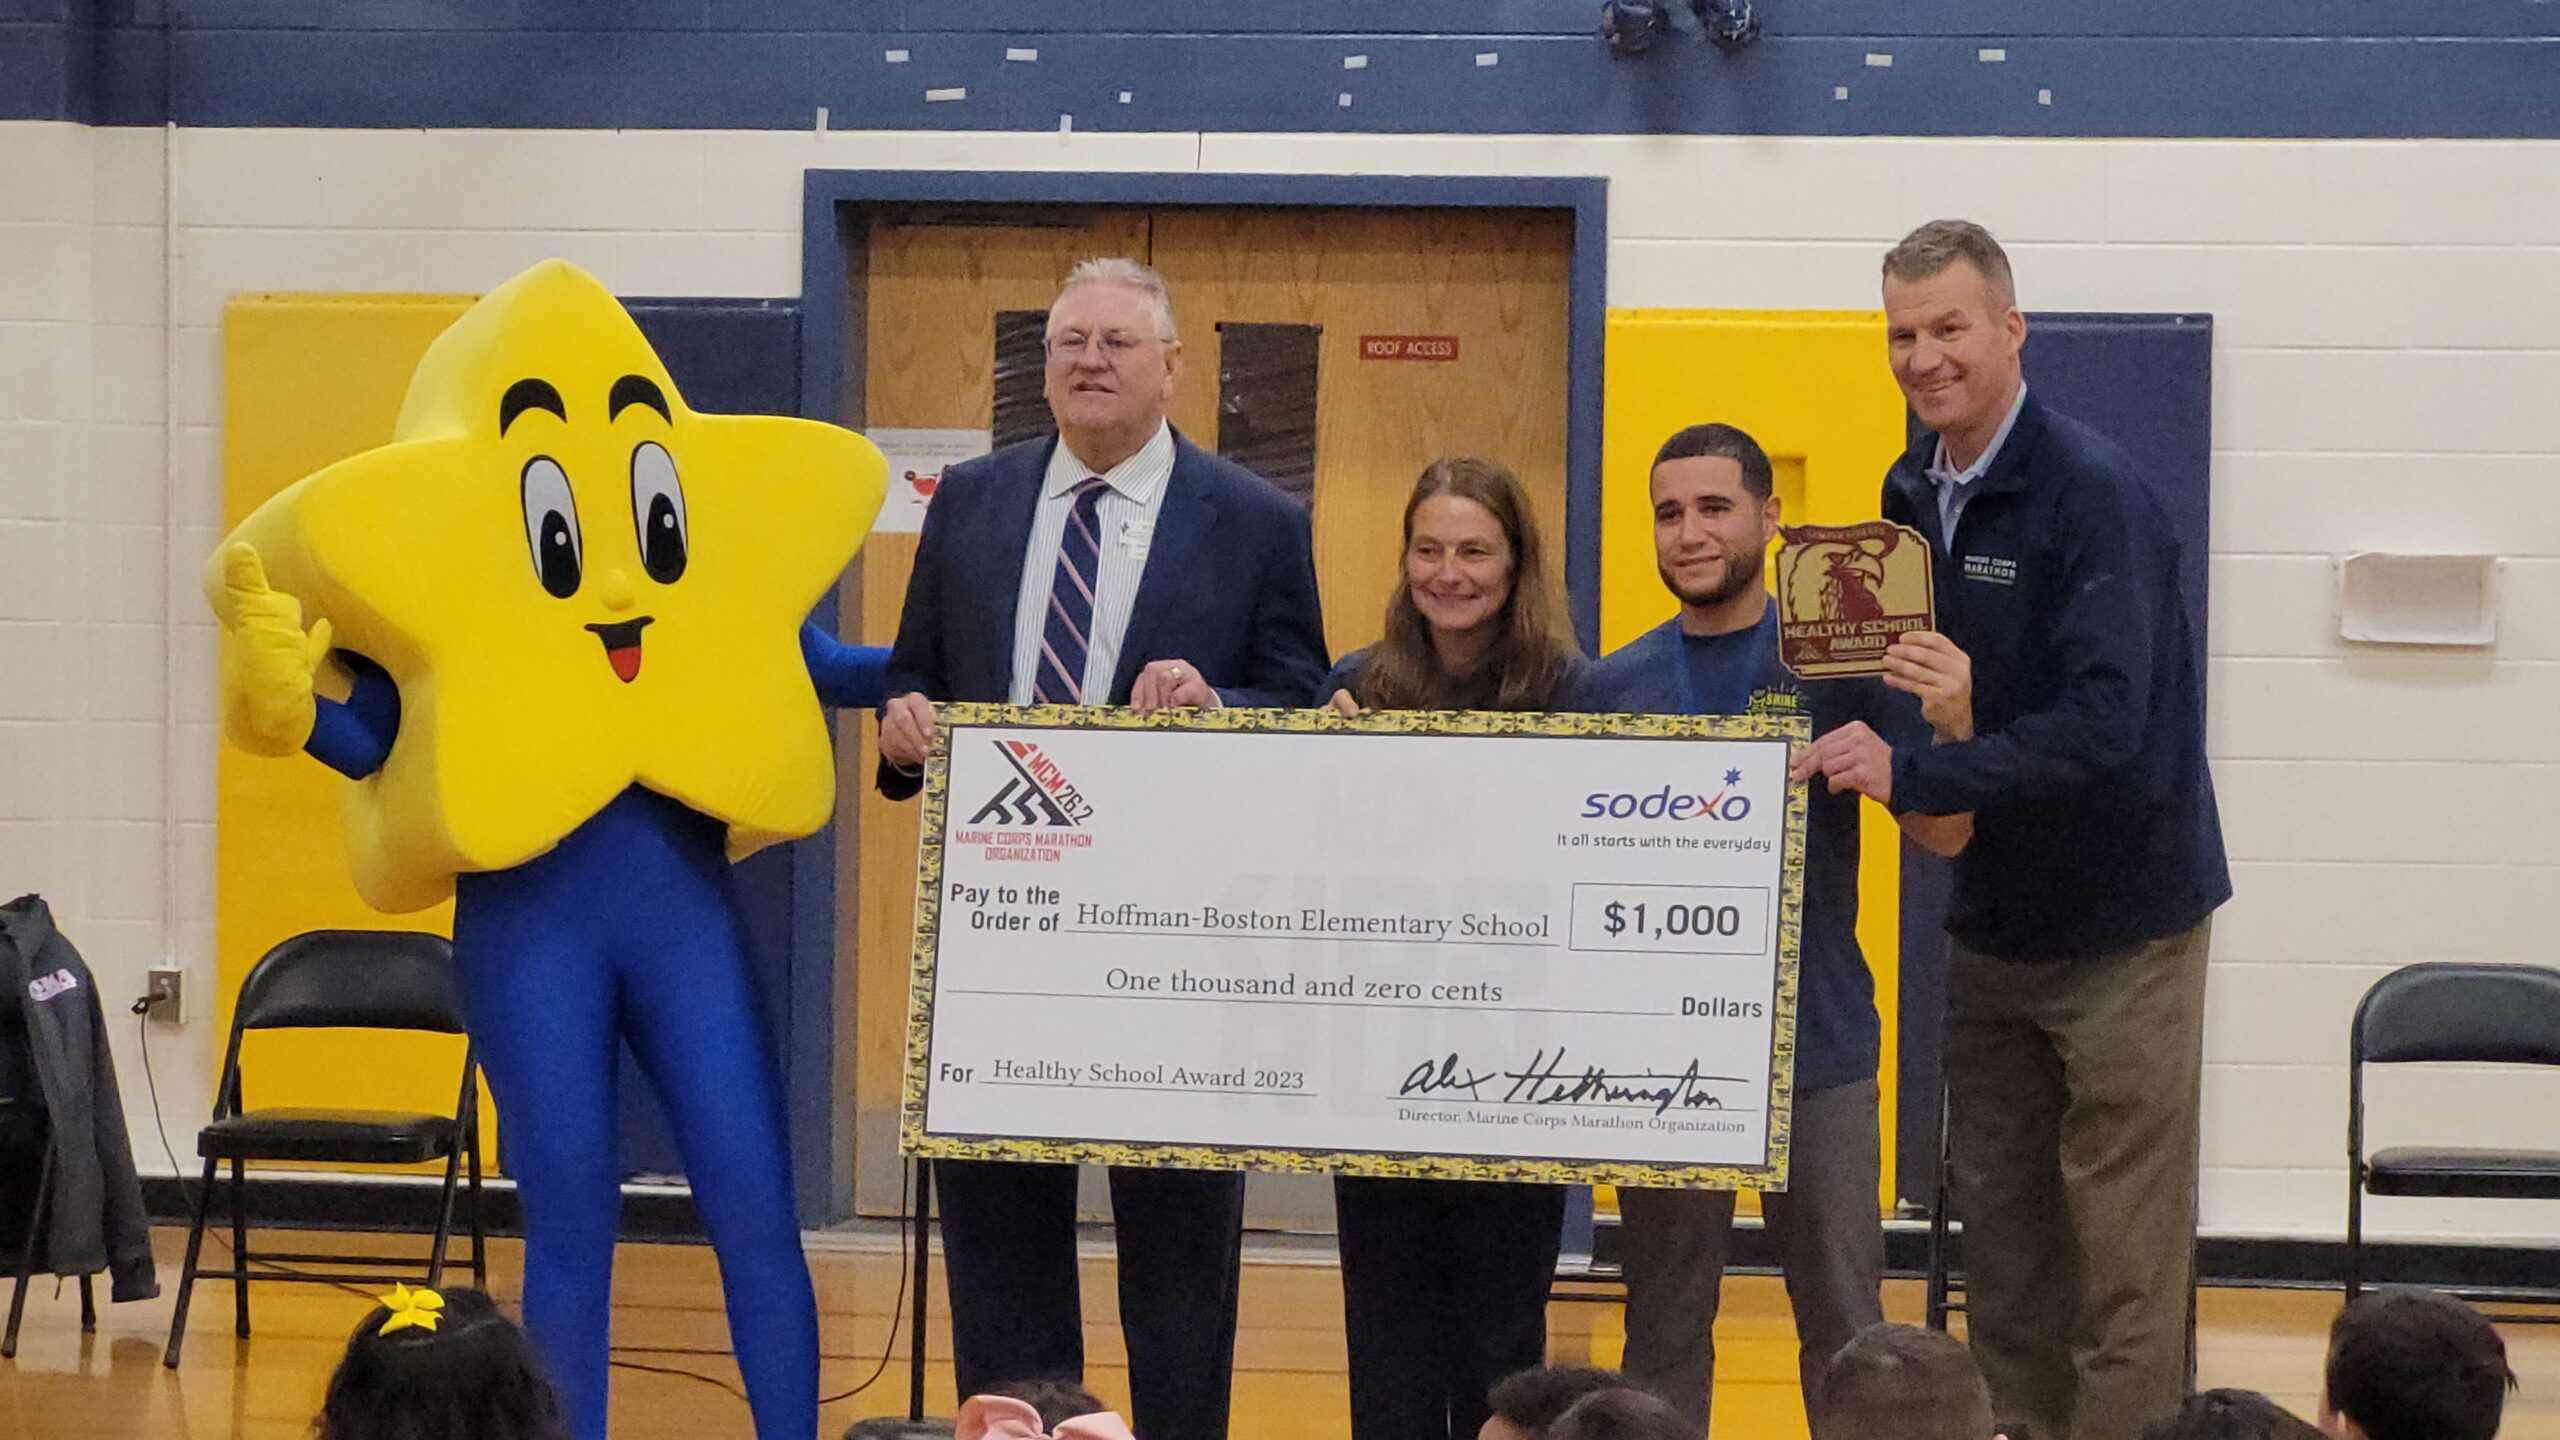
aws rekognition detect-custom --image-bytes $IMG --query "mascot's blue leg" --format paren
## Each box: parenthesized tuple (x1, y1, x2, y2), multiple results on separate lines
(451, 865, 625, 1440)
(456, 788, 818, 1440)
(617, 827, 821, 1440)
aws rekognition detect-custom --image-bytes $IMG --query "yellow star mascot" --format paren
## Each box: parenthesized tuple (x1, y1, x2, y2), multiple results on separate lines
(207, 260, 889, 1440)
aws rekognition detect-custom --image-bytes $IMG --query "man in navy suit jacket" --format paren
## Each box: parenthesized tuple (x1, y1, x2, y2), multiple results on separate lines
(875, 259, 1327, 1440)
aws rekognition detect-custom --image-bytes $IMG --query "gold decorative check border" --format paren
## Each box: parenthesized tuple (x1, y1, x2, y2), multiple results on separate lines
(899, 702, 1811, 1190)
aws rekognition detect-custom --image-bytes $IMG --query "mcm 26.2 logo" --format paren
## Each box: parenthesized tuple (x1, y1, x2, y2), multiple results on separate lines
(968, 739, 1098, 828)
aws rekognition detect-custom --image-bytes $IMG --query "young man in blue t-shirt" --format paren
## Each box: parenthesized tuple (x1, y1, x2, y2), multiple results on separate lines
(1580, 423, 1973, 1432)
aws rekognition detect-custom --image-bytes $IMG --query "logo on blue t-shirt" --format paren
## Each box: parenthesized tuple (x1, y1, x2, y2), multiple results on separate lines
(1745, 685, 1803, 717)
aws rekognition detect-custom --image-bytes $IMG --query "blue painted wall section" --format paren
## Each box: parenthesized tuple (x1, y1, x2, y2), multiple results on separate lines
(621, 297, 843, 1227)
(4, 2, 2556, 136)
(1, 0, 91, 121)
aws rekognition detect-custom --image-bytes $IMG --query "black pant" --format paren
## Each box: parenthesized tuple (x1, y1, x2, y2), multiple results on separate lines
(935, 1158, 1246, 1440)
(1335, 1177, 1565, 1440)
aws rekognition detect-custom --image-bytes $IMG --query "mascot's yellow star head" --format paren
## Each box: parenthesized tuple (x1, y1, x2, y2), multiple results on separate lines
(213, 260, 886, 912)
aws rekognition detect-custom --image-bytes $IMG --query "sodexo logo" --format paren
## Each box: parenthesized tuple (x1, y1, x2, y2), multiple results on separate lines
(1580, 767, 1754, 823)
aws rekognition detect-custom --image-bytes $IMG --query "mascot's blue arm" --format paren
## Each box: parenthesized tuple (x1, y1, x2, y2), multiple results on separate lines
(799, 620, 889, 711)
(304, 653, 401, 781)
(302, 630, 883, 783)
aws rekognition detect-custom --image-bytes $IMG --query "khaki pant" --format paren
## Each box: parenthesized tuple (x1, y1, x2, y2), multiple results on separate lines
(1947, 921, 2211, 1440)
(1617, 1077, 1887, 1431)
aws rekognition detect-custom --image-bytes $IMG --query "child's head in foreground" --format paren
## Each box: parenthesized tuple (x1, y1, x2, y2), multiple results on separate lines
(1480, 1365, 1632, 1440)
(2320, 1289, 2514, 1440)
(2148, 1389, 2324, 1440)
(318, 1286, 565, 1440)
(1815, 1323, 2001, 1440)
(958, 1377, 1135, 1440)
(1543, 1385, 1698, 1440)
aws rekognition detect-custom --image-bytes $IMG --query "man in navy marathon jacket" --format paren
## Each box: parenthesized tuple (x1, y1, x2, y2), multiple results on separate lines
(1795, 220, 2231, 1440)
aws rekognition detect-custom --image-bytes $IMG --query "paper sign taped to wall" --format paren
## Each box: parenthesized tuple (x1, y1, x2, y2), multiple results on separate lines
(871, 428, 993, 533)
(1358, 334, 1459, 362)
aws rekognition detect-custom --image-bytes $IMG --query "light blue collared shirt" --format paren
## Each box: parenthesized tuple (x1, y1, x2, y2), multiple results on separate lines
(1007, 421, 1177, 704)
(1926, 383, 2027, 547)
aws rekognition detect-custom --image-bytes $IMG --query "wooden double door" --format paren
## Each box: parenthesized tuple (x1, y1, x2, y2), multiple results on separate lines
(838, 204, 1574, 1222)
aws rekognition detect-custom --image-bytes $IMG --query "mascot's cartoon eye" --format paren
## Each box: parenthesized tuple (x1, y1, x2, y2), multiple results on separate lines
(520, 455, 584, 599)
(630, 441, 688, 585)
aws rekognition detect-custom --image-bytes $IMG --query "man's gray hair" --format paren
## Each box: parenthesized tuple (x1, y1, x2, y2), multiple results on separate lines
(1882, 219, 2017, 310)
(1053, 256, 1179, 343)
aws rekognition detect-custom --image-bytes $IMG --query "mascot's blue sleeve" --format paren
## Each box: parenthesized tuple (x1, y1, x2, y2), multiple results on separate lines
(305, 653, 401, 781)
(799, 620, 889, 711)
(307, 635, 878, 782)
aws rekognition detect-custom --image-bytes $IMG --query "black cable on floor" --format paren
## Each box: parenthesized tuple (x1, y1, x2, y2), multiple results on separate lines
(608, 1356, 749, 1400)
(818, 1158, 913, 1406)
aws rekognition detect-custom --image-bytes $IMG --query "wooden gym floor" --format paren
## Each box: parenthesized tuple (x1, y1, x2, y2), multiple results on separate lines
(6, 1227, 2555, 1440)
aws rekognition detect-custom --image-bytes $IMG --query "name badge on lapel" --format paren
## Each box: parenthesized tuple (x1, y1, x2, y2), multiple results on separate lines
(1962, 554, 2018, 587)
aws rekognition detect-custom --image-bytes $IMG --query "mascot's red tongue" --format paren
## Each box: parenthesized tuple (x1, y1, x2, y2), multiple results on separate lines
(585, 618, 652, 683)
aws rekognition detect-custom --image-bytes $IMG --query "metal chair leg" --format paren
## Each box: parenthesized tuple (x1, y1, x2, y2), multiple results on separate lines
(162, 1155, 219, 1369)
(2345, 1168, 2365, 1304)
(3, 1141, 53, 1360)
(77, 1275, 93, 1333)
(466, 1129, 487, 1289)
(2185, 1233, 2201, 1390)
(1, 1256, 28, 1361)
(230, 1157, 250, 1339)
(426, 1141, 462, 1288)
(1926, 1194, 1951, 1328)
(1926, 1081, 1956, 1331)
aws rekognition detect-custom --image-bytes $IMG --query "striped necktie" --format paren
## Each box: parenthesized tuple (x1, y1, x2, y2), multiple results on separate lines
(1034, 478, 1110, 704)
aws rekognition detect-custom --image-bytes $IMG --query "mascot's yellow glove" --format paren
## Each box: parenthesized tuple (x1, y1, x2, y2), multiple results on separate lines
(210, 541, 333, 757)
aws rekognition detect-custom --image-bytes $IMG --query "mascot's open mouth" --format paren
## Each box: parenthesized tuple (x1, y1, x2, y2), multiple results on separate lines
(584, 617, 654, 682)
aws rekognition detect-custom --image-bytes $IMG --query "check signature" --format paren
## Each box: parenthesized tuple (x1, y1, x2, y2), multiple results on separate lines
(1397, 1048, 1747, 1116)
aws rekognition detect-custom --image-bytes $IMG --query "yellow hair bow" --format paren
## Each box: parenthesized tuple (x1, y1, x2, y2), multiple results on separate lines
(377, 1283, 445, 1335)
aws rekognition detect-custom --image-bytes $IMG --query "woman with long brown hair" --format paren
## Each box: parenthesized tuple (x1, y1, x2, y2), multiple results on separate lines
(1320, 457, 1586, 1440)
(1323, 457, 1581, 718)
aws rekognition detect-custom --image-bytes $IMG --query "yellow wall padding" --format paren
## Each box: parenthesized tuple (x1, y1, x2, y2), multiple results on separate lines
(217, 293, 486, 1157)
(1600, 309, 1912, 1215)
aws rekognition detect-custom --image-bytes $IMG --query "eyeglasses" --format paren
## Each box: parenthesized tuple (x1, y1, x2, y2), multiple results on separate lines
(1045, 329, 1160, 360)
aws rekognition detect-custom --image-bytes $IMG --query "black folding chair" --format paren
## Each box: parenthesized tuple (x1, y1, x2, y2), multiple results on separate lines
(2348, 962, 2560, 1321)
(162, 930, 484, 1368)
(1, 988, 93, 1359)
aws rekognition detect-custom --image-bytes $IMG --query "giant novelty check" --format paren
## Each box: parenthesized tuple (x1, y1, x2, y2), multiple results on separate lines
(901, 704, 1810, 1188)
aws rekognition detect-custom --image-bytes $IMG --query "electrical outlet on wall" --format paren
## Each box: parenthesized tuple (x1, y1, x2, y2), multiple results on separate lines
(143, 965, 188, 1024)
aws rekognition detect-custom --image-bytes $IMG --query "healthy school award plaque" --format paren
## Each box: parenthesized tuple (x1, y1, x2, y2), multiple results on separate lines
(1775, 521, 1937, 679)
